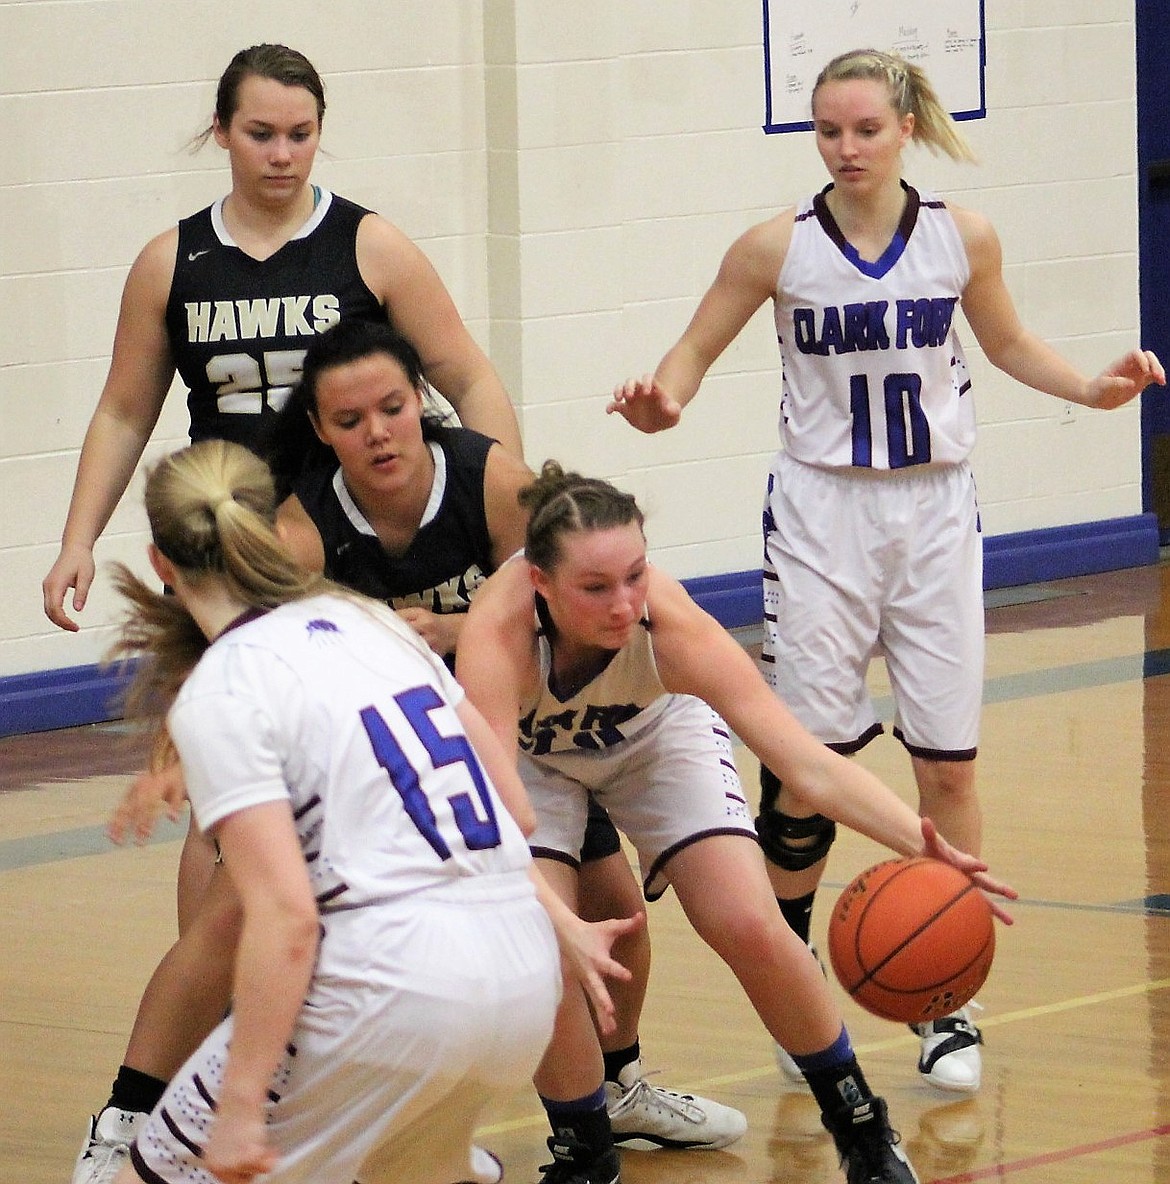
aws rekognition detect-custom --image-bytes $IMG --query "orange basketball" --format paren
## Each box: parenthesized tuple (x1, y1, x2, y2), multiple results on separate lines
(827, 856, 994, 1024)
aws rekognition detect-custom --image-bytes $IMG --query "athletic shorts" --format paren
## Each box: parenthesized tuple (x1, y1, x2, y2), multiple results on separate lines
(130, 878, 559, 1184)
(521, 694, 757, 900)
(761, 451, 983, 759)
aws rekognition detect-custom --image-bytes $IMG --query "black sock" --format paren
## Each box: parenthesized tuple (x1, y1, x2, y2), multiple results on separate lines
(540, 1088, 614, 1154)
(777, 890, 817, 945)
(108, 1065, 168, 1115)
(791, 1028, 872, 1118)
(801, 1054, 871, 1118)
(602, 1039, 640, 1084)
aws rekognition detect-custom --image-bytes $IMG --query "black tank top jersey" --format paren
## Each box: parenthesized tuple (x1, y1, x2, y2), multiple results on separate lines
(165, 190, 384, 448)
(294, 427, 498, 634)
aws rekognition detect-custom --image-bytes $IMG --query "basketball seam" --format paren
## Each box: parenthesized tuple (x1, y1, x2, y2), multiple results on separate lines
(849, 882, 977, 986)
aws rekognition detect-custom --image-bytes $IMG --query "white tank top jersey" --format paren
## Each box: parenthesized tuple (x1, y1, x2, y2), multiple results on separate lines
(773, 183, 975, 470)
(518, 607, 671, 762)
(167, 594, 533, 913)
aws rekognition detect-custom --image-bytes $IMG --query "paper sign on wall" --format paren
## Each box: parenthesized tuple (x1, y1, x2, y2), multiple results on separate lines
(763, 0, 985, 134)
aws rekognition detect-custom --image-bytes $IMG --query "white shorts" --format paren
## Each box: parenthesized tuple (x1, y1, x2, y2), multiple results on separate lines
(521, 694, 757, 900)
(761, 452, 983, 758)
(130, 878, 559, 1184)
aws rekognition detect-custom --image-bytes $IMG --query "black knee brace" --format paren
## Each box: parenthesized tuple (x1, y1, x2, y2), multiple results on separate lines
(756, 767, 837, 871)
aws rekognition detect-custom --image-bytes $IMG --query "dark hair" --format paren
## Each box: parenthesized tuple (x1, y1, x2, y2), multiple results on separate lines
(520, 461, 644, 572)
(262, 319, 448, 496)
(192, 44, 326, 150)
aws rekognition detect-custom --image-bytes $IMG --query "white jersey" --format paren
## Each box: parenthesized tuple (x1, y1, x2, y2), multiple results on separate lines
(774, 183, 975, 470)
(168, 593, 533, 913)
(518, 602, 671, 762)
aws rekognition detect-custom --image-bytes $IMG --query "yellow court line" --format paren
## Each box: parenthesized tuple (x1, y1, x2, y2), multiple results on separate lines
(475, 975, 1170, 1136)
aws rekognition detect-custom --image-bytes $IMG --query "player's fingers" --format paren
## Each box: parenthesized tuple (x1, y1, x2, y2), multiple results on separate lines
(107, 810, 128, 845)
(586, 978, 617, 1035)
(982, 890, 1015, 926)
(42, 583, 80, 631)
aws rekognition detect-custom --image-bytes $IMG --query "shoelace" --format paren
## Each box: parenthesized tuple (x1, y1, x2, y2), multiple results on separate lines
(82, 1138, 131, 1172)
(611, 1075, 705, 1124)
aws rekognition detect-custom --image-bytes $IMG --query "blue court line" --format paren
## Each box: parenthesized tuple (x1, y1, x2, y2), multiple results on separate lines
(862, 648, 1170, 721)
(4, 646, 1170, 876)
(0, 817, 187, 873)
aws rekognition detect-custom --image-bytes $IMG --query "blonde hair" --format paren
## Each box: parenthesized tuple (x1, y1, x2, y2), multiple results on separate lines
(107, 440, 324, 725)
(813, 48, 977, 164)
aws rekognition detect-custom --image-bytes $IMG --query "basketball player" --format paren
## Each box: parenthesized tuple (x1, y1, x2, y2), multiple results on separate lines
(42, 41, 523, 637)
(270, 318, 745, 1152)
(456, 461, 1016, 1184)
(88, 318, 741, 1184)
(269, 318, 535, 658)
(608, 47, 1164, 1093)
(102, 438, 636, 1184)
(49, 44, 516, 1184)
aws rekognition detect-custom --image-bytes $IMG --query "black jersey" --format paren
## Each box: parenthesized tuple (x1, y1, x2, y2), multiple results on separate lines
(294, 428, 497, 650)
(165, 189, 384, 448)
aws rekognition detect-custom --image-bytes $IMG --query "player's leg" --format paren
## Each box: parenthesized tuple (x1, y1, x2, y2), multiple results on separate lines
(883, 462, 985, 1092)
(758, 457, 885, 1076)
(576, 800, 650, 1061)
(668, 834, 918, 1184)
(575, 798, 746, 1152)
(758, 455, 884, 929)
(893, 765, 983, 1093)
(175, 802, 218, 933)
(910, 754, 980, 855)
(530, 856, 622, 1184)
(73, 835, 239, 1184)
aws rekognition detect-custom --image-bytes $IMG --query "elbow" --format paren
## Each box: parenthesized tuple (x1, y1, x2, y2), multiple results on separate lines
(283, 903, 321, 967)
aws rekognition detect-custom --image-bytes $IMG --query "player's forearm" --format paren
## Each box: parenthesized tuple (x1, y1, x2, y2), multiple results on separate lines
(653, 342, 708, 412)
(60, 410, 159, 550)
(447, 373, 524, 459)
(726, 678, 925, 857)
(985, 333, 1092, 406)
(221, 910, 318, 1109)
(788, 747, 925, 858)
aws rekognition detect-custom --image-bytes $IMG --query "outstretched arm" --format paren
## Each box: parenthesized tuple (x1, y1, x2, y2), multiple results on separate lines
(455, 671, 639, 1031)
(956, 206, 1165, 409)
(646, 569, 1016, 920)
(607, 213, 790, 432)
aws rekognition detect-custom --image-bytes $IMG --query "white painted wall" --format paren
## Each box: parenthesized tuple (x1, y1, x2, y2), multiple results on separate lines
(0, 2, 1144, 678)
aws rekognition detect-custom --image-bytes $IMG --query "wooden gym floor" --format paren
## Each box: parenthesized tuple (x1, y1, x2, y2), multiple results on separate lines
(5, 561, 1170, 1183)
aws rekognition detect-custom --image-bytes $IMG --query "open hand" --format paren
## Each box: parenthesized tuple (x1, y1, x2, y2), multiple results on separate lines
(559, 911, 644, 1035)
(108, 760, 187, 845)
(606, 376, 683, 434)
(920, 818, 1017, 925)
(1087, 348, 1166, 409)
